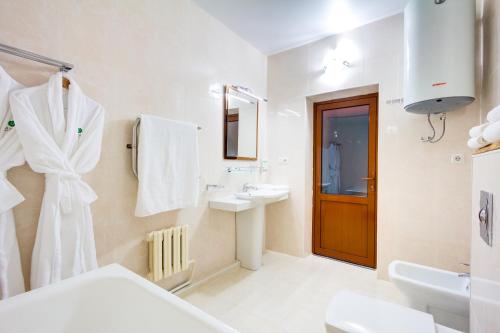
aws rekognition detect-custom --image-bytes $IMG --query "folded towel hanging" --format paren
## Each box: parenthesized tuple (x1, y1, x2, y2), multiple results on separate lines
(483, 121, 500, 144)
(467, 136, 489, 149)
(487, 105, 500, 123)
(469, 123, 489, 138)
(134, 115, 200, 217)
(126, 119, 201, 178)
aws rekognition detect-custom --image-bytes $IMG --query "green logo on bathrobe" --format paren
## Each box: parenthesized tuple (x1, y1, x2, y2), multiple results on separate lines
(77, 127, 83, 137)
(4, 120, 14, 131)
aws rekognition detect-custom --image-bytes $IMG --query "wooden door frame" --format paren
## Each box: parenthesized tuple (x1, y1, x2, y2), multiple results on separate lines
(312, 93, 378, 268)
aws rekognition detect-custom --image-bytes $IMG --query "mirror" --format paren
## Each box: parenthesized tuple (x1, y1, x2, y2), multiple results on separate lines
(224, 85, 258, 160)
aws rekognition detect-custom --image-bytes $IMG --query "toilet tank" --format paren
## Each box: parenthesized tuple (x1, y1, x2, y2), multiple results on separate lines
(403, 0, 475, 114)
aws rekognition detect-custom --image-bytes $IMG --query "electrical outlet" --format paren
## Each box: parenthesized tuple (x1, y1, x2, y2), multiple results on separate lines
(451, 154, 464, 164)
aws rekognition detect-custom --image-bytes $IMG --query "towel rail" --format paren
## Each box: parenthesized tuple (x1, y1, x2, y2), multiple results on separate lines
(0, 42, 73, 72)
(126, 117, 201, 178)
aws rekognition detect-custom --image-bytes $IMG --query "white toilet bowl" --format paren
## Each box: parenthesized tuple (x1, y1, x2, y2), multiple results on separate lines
(325, 290, 463, 333)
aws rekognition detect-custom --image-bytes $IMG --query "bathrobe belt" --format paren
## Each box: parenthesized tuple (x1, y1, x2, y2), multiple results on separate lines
(0, 171, 24, 213)
(45, 172, 97, 214)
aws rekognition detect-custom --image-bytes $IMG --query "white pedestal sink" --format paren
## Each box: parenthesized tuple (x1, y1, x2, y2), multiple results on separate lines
(209, 184, 289, 270)
(235, 204, 266, 270)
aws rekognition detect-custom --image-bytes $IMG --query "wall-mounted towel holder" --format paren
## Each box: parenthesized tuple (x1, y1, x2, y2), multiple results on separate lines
(126, 117, 202, 177)
(0, 42, 73, 72)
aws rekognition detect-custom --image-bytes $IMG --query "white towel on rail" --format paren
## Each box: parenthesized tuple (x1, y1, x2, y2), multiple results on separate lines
(135, 115, 200, 217)
(483, 121, 500, 143)
(487, 105, 500, 123)
(468, 123, 489, 138)
(467, 136, 489, 149)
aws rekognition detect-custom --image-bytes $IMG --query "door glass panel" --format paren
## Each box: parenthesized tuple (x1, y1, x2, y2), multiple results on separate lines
(321, 105, 369, 196)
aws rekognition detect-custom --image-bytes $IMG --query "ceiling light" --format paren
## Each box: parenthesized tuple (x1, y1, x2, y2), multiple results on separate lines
(327, 0, 358, 34)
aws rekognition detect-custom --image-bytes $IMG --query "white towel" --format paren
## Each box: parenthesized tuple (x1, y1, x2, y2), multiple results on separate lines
(468, 123, 489, 138)
(467, 136, 489, 149)
(135, 115, 200, 217)
(487, 105, 500, 123)
(483, 121, 500, 143)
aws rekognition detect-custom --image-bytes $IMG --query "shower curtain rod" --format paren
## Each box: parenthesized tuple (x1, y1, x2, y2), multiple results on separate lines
(0, 42, 73, 72)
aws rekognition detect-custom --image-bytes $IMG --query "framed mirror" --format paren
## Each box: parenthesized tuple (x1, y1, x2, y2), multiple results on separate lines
(224, 85, 259, 160)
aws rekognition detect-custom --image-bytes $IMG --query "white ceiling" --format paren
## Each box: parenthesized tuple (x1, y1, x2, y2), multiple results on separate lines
(193, 0, 410, 55)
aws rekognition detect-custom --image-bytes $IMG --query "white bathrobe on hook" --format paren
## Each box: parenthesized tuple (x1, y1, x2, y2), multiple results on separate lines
(10, 72, 104, 289)
(0, 65, 25, 299)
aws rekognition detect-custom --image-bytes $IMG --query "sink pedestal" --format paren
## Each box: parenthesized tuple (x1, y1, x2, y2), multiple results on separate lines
(236, 205, 265, 270)
(208, 184, 289, 271)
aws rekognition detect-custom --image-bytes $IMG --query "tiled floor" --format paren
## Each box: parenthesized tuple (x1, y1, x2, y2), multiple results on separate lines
(182, 251, 407, 333)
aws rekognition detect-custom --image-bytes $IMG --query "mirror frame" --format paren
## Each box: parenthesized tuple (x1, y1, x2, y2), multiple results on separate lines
(223, 85, 259, 160)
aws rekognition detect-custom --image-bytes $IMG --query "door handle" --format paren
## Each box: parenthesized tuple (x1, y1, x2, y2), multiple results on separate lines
(361, 177, 376, 192)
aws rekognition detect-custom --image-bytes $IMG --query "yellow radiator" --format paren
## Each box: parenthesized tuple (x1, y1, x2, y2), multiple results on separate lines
(147, 225, 189, 282)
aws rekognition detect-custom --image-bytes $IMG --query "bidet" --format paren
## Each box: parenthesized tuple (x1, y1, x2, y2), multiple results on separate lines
(389, 260, 470, 332)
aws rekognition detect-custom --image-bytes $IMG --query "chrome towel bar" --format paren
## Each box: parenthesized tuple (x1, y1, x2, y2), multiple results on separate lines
(0, 42, 73, 72)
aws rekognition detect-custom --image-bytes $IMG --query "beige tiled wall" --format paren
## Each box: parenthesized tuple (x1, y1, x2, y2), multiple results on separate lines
(266, 14, 479, 279)
(480, 0, 500, 121)
(0, 0, 268, 290)
(470, 0, 500, 332)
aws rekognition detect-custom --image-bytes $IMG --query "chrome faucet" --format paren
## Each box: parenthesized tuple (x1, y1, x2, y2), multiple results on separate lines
(206, 184, 224, 191)
(242, 183, 258, 192)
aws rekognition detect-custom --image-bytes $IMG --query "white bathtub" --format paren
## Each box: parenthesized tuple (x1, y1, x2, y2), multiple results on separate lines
(389, 260, 470, 331)
(0, 264, 237, 333)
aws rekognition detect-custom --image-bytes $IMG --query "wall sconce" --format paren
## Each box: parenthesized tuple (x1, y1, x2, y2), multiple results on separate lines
(322, 39, 359, 73)
(323, 55, 352, 72)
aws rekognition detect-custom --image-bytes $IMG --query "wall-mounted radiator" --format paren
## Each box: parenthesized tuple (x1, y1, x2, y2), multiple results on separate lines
(147, 225, 190, 282)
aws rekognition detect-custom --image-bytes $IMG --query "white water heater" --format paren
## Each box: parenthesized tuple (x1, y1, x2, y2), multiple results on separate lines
(404, 0, 475, 114)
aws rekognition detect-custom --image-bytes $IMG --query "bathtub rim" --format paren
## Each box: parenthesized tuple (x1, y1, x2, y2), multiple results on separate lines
(0, 264, 238, 333)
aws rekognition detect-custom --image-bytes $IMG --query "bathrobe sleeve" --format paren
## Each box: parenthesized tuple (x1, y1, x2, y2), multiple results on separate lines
(0, 131, 25, 212)
(0, 78, 24, 213)
(0, 66, 25, 299)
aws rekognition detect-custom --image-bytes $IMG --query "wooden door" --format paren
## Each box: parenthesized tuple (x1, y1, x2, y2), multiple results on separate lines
(313, 93, 378, 268)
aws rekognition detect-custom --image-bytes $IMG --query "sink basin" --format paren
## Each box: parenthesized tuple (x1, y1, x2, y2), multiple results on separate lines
(208, 196, 256, 212)
(234, 188, 289, 201)
(209, 185, 289, 212)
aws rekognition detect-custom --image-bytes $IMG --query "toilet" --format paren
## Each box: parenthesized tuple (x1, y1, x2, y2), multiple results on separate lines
(325, 290, 463, 333)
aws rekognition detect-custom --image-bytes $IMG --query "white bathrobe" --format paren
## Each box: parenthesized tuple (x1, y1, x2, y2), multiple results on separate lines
(10, 72, 104, 289)
(0, 66, 25, 299)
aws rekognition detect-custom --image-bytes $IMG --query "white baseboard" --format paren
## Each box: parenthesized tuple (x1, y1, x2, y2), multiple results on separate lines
(176, 260, 240, 296)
